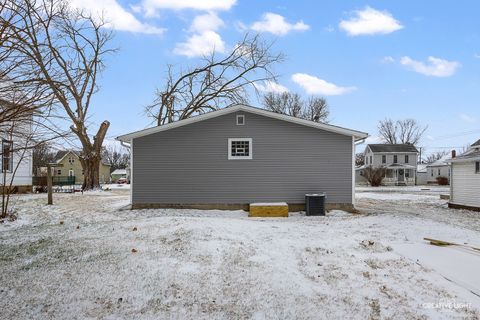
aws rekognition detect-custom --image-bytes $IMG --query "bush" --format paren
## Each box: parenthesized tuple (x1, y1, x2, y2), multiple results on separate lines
(436, 176, 449, 185)
(363, 166, 387, 187)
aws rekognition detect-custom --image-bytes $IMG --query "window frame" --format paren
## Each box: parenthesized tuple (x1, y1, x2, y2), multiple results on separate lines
(1, 140, 13, 173)
(228, 138, 252, 160)
(382, 155, 386, 164)
(475, 161, 480, 174)
(393, 155, 398, 164)
(405, 155, 409, 163)
(236, 114, 245, 126)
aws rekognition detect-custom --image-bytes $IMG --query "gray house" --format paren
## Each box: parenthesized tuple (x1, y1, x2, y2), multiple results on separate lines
(117, 105, 368, 211)
(357, 144, 419, 186)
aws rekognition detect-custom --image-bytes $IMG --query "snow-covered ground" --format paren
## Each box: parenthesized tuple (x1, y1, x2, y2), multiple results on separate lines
(0, 189, 479, 319)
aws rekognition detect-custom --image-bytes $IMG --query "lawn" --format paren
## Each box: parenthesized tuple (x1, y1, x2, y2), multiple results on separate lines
(0, 188, 479, 319)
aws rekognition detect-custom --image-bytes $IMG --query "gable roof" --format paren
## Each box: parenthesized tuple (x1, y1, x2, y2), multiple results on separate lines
(116, 104, 368, 142)
(54, 150, 111, 166)
(427, 154, 451, 167)
(53, 150, 80, 164)
(472, 138, 480, 147)
(367, 144, 419, 153)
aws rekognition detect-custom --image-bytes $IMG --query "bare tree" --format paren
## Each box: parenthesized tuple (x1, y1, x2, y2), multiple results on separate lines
(355, 153, 365, 167)
(102, 144, 129, 173)
(378, 119, 397, 144)
(2, 0, 116, 190)
(32, 142, 56, 175)
(363, 166, 386, 187)
(424, 150, 448, 163)
(262, 92, 330, 123)
(262, 92, 302, 117)
(378, 118, 427, 145)
(146, 34, 284, 125)
(303, 97, 329, 123)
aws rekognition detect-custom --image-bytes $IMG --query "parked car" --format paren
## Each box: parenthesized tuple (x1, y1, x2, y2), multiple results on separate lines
(116, 177, 130, 184)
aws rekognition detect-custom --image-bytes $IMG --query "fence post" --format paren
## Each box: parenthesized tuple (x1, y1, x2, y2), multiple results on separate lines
(47, 164, 53, 205)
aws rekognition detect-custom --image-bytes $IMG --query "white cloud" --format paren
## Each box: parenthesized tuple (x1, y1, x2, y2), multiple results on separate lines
(70, 0, 165, 34)
(189, 12, 224, 33)
(291, 73, 356, 96)
(474, 53, 480, 59)
(400, 56, 460, 77)
(141, 0, 236, 17)
(255, 81, 289, 94)
(174, 31, 225, 57)
(459, 113, 477, 123)
(381, 56, 395, 64)
(251, 13, 310, 36)
(339, 7, 403, 36)
(174, 11, 226, 58)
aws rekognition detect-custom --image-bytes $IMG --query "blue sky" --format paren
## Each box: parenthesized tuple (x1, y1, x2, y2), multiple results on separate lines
(73, 0, 480, 156)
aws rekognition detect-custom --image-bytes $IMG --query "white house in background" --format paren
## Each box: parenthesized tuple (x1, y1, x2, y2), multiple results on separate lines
(449, 139, 480, 211)
(0, 124, 33, 193)
(356, 144, 419, 186)
(426, 152, 453, 184)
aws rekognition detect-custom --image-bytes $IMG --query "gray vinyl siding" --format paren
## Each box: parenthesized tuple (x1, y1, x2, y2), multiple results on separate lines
(132, 111, 353, 205)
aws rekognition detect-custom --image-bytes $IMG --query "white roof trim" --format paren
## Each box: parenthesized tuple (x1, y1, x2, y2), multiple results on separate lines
(117, 105, 368, 142)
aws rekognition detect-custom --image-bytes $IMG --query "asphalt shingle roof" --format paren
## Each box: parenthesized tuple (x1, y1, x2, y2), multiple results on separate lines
(367, 144, 419, 153)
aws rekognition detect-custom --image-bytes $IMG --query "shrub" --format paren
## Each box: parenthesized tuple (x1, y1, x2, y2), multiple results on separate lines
(363, 166, 387, 187)
(436, 176, 449, 185)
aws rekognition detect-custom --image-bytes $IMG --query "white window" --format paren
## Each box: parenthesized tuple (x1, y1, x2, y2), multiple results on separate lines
(236, 114, 245, 125)
(2, 140, 13, 172)
(228, 138, 252, 160)
(476, 162, 480, 174)
(69, 169, 74, 177)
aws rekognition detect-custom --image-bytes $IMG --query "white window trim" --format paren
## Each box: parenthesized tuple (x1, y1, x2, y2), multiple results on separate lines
(228, 138, 252, 160)
(236, 114, 245, 125)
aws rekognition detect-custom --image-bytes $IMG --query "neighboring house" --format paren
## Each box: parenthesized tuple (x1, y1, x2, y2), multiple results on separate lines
(357, 144, 419, 186)
(117, 105, 368, 211)
(426, 153, 452, 184)
(52, 150, 111, 185)
(111, 169, 127, 182)
(0, 124, 33, 193)
(449, 139, 480, 211)
(416, 164, 428, 185)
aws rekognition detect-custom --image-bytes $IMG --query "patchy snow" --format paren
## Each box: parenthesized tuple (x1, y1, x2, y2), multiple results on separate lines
(357, 185, 450, 194)
(102, 183, 131, 190)
(0, 189, 479, 319)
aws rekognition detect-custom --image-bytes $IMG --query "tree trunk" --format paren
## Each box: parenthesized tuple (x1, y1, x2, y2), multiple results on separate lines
(73, 121, 110, 191)
(81, 155, 101, 190)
